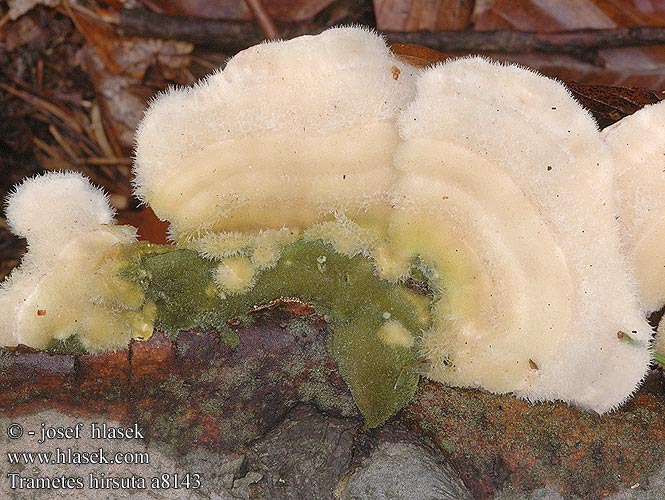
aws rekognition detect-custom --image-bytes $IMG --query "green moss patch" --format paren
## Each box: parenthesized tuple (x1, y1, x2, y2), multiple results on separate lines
(122, 239, 434, 427)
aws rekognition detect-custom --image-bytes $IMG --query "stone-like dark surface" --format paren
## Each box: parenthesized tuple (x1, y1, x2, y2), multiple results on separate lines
(339, 440, 474, 500)
(245, 405, 356, 500)
(0, 404, 474, 500)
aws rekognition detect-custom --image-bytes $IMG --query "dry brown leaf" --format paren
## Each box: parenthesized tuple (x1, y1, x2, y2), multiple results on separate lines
(566, 80, 662, 128)
(473, 0, 615, 31)
(141, 0, 335, 22)
(471, 0, 665, 90)
(374, 0, 473, 31)
(2, 14, 43, 50)
(80, 39, 192, 150)
(116, 207, 169, 244)
(72, 5, 192, 151)
(77, 50, 141, 149)
(391, 42, 452, 66)
(473, 0, 665, 31)
(110, 38, 192, 80)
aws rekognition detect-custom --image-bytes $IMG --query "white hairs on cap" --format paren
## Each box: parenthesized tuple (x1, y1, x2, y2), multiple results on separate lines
(0, 172, 141, 351)
(602, 100, 665, 313)
(387, 57, 651, 413)
(134, 26, 418, 239)
(5, 171, 115, 262)
(2, 28, 656, 413)
(602, 99, 665, 354)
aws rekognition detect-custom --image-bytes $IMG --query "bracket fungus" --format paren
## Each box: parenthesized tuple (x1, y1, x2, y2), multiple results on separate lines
(0, 26, 661, 425)
(386, 58, 651, 413)
(0, 172, 154, 352)
(601, 101, 665, 355)
(133, 26, 418, 241)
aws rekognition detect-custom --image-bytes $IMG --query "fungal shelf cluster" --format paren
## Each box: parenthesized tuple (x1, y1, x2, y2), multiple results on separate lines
(1, 27, 664, 427)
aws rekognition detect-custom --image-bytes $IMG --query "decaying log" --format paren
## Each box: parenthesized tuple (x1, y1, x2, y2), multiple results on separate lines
(112, 8, 665, 64)
(1, 300, 665, 499)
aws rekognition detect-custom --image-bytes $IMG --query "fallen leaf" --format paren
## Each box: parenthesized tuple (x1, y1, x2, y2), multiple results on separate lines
(117, 207, 169, 244)
(141, 0, 335, 22)
(471, 0, 665, 89)
(375, 0, 473, 31)
(79, 38, 192, 150)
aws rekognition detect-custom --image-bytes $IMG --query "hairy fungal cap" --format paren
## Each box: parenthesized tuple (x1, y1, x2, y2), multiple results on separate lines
(133, 26, 418, 239)
(602, 100, 665, 356)
(133, 32, 653, 413)
(389, 57, 651, 413)
(0, 172, 147, 351)
(602, 100, 665, 314)
(5, 171, 115, 262)
(1, 28, 657, 420)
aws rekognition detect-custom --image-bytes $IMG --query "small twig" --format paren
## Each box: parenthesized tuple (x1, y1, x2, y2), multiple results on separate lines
(59, 0, 87, 46)
(115, 9, 264, 53)
(49, 125, 79, 161)
(36, 59, 44, 94)
(66, 1, 107, 24)
(76, 139, 96, 158)
(111, 9, 665, 63)
(655, 351, 665, 368)
(90, 103, 115, 159)
(386, 27, 665, 66)
(33, 137, 65, 160)
(0, 83, 83, 134)
(0, 11, 10, 31)
(39, 158, 75, 170)
(77, 157, 133, 166)
(245, 0, 279, 40)
(190, 55, 220, 71)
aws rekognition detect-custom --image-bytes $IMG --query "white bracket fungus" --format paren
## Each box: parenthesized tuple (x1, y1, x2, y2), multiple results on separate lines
(387, 58, 652, 413)
(133, 26, 418, 241)
(0, 172, 153, 352)
(602, 100, 665, 313)
(602, 99, 665, 354)
(131, 28, 655, 413)
(1, 27, 659, 416)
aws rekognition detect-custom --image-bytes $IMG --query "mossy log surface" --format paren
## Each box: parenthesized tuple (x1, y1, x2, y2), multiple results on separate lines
(0, 301, 358, 449)
(1, 302, 665, 499)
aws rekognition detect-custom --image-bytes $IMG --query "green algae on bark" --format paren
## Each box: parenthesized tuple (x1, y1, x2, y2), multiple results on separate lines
(122, 238, 433, 428)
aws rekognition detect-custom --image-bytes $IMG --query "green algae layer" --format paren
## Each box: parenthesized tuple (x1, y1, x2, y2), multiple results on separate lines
(123, 239, 432, 428)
